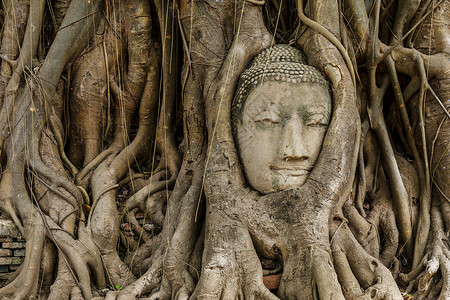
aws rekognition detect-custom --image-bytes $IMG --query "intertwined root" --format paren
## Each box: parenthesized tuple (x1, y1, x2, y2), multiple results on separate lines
(190, 220, 278, 300)
(399, 205, 450, 299)
(105, 256, 164, 300)
(331, 222, 403, 300)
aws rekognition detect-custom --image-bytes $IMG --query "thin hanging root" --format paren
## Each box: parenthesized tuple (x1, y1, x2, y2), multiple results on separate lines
(426, 83, 450, 119)
(48, 114, 79, 176)
(370, 106, 413, 256)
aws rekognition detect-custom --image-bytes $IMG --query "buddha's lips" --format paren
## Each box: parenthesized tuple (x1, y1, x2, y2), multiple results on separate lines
(269, 164, 312, 175)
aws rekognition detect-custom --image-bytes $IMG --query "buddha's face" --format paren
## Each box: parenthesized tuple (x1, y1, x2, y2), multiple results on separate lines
(236, 81, 332, 194)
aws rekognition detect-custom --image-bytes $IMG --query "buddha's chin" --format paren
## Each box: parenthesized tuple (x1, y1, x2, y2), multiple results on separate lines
(247, 172, 310, 194)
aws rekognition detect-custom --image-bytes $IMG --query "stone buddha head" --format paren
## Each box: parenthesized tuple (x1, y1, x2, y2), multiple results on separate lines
(232, 45, 332, 194)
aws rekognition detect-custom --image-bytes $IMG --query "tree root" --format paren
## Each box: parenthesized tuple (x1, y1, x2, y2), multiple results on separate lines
(191, 220, 278, 300)
(47, 254, 84, 300)
(399, 205, 450, 299)
(105, 256, 164, 300)
(0, 220, 45, 299)
(331, 220, 403, 300)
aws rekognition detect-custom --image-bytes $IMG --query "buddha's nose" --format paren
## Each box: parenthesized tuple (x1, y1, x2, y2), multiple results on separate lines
(279, 115, 309, 161)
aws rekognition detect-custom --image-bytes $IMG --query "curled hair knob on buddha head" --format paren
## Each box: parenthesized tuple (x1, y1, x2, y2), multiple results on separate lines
(232, 44, 329, 129)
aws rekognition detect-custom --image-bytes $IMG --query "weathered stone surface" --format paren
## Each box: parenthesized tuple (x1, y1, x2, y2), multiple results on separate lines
(0, 219, 22, 239)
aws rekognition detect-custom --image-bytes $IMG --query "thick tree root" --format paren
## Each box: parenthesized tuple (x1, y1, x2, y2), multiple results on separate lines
(0, 221, 45, 299)
(191, 216, 278, 300)
(400, 206, 450, 299)
(331, 221, 403, 300)
(105, 256, 164, 300)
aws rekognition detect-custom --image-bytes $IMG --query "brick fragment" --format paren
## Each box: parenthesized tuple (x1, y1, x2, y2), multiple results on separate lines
(0, 257, 24, 265)
(0, 266, 9, 273)
(2, 242, 25, 249)
(0, 219, 23, 239)
(263, 274, 281, 290)
(0, 272, 14, 280)
(9, 265, 21, 271)
(0, 249, 12, 256)
(13, 249, 25, 257)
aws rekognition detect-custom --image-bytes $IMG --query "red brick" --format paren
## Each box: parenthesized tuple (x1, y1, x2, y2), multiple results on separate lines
(0, 272, 14, 280)
(0, 249, 12, 256)
(0, 266, 9, 273)
(2, 242, 25, 249)
(0, 257, 23, 265)
(13, 249, 25, 257)
(263, 274, 281, 290)
(0, 219, 23, 239)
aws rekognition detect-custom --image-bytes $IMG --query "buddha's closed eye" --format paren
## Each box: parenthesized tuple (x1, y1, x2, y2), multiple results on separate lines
(254, 110, 281, 125)
(305, 113, 329, 127)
